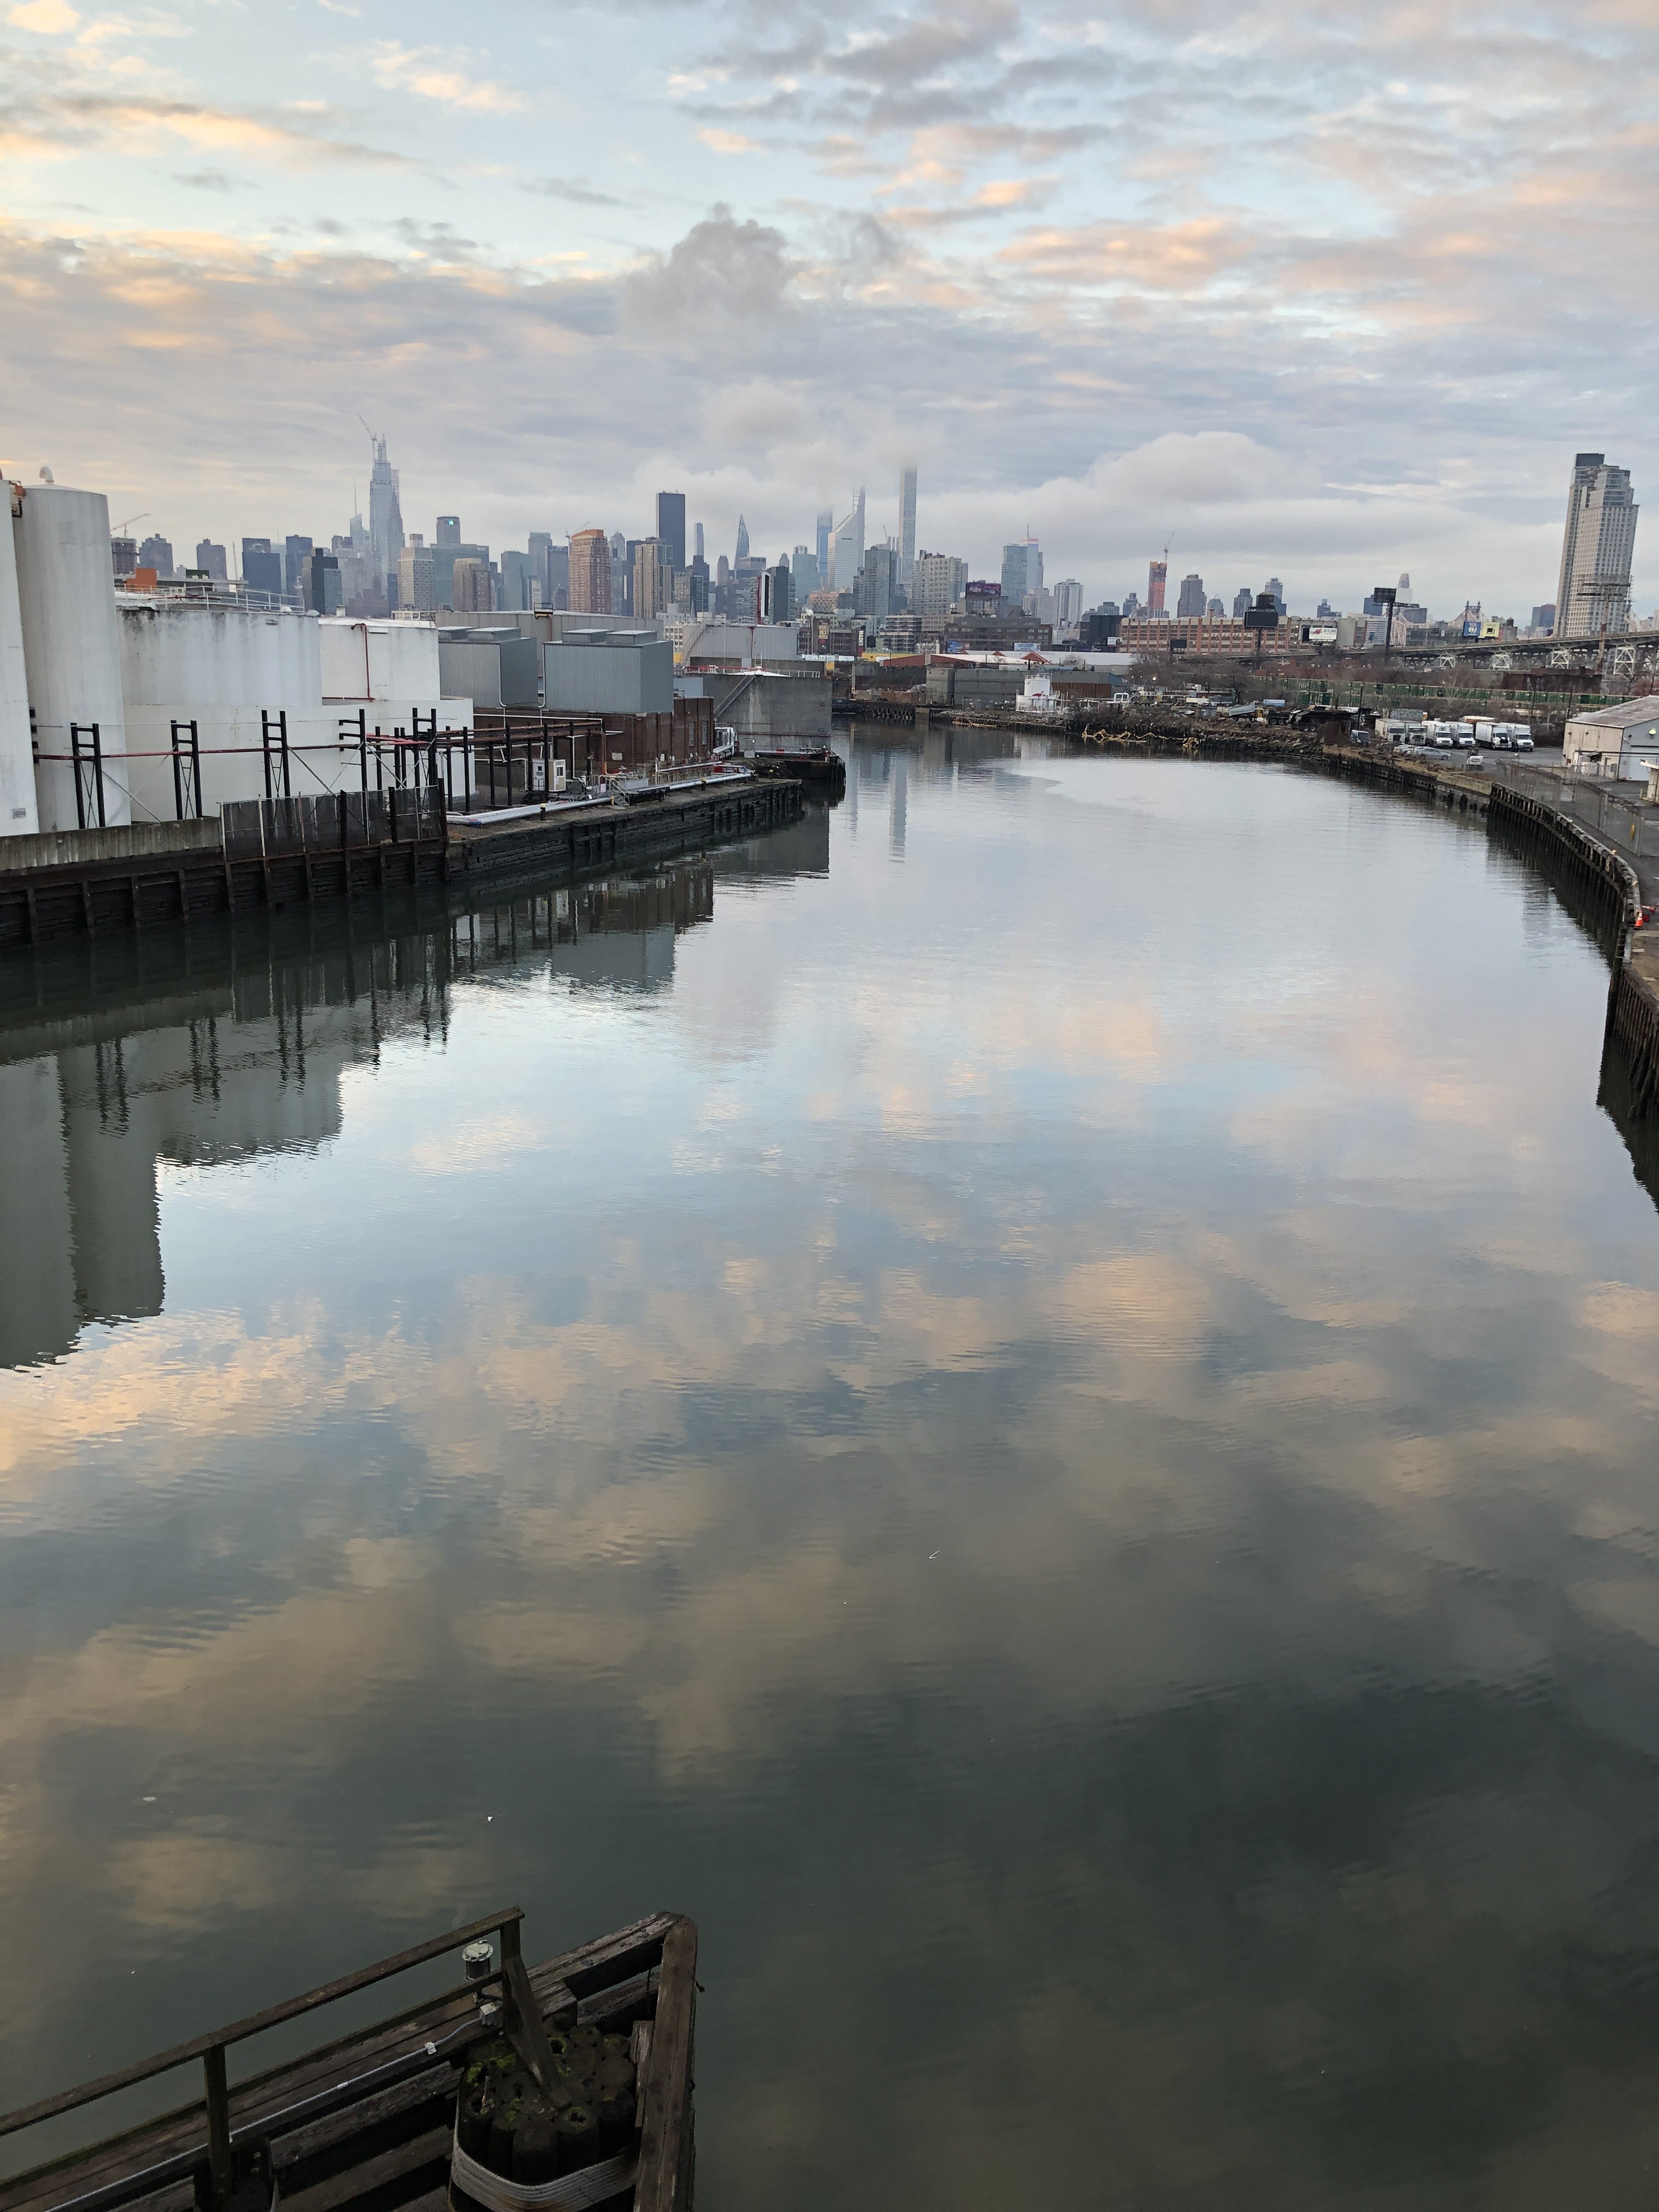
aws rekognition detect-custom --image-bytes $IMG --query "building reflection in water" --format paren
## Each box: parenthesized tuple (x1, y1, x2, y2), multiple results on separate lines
(0, 804, 832, 1372)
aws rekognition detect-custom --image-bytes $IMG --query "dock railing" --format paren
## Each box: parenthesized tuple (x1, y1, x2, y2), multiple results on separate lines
(0, 1906, 536, 2211)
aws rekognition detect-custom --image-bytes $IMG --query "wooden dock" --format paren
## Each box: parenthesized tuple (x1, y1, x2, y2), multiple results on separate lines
(0, 1910, 695, 2212)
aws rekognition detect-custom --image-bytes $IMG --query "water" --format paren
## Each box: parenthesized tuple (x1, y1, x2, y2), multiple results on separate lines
(5, 735, 1659, 2207)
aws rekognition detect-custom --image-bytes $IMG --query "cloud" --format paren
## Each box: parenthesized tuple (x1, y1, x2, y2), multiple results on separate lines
(8, 0, 77, 30)
(520, 174, 624, 207)
(697, 126, 760, 154)
(366, 42, 524, 115)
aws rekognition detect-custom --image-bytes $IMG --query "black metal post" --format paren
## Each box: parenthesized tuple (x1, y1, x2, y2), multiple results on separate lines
(358, 708, 368, 794)
(190, 721, 202, 818)
(71, 724, 87, 830)
(202, 2045, 233, 2208)
(278, 709, 291, 799)
(172, 720, 185, 821)
(262, 712, 274, 800)
(91, 723, 106, 828)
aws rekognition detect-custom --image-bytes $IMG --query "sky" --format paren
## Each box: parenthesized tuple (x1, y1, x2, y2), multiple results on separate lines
(1, 0, 1656, 617)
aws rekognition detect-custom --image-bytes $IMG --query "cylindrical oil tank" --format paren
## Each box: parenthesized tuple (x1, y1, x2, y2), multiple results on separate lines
(0, 486, 37, 836)
(14, 483, 130, 831)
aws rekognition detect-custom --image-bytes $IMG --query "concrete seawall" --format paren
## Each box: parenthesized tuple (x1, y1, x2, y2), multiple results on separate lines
(1322, 742, 1659, 1156)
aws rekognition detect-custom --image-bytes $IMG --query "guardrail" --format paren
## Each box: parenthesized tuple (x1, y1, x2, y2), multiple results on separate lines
(0, 1908, 538, 2211)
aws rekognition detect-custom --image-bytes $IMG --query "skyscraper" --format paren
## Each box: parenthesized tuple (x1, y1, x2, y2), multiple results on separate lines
(633, 537, 669, 621)
(898, 464, 917, 590)
(735, 515, 749, 565)
(791, 546, 821, 602)
(1265, 576, 1286, 614)
(1002, 539, 1041, 606)
(1176, 573, 1205, 617)
(397, 541, 435, 613)
(1555, 452, 1638, 637)
(367, 435, 404, 597)
(1147, 560, 1167, 616)
(568, 528, 611, 614)
(831, 491, 864, 594)
(695, 521, 705, 562)
(194, 540, 227, 581)
(856, 543, 896, 622)
(436, 515, 461, 546)
(655, 493, 686, 573)
(816, 510, 832, 580)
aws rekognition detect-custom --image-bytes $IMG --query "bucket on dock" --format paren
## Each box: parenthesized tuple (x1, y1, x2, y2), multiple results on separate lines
(447, 2032, 641, 2212)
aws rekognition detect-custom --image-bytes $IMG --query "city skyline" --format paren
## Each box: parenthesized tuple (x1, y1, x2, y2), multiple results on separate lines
(104, 439, 1643, 633)
(1, 0, 1653, 621)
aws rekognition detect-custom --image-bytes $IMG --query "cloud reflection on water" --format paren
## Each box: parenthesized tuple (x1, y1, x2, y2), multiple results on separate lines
(4, 752, 1659, 2206)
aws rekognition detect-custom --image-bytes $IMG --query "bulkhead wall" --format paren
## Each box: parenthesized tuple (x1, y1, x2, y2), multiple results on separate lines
(0, 491, 36, 835)
(13, 484, 129, 831)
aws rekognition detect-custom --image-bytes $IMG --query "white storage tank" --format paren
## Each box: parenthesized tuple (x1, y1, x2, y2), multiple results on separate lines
(13, 483, 129, 830)
(0, 487, 36, 835)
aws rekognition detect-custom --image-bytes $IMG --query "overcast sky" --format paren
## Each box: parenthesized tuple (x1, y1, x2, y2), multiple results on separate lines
(2, 0, 1655, 616)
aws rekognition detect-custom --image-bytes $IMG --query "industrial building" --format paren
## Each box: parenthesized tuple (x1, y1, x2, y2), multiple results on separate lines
(2, 476, 474, 838)
(1563, 697, 1659, 778)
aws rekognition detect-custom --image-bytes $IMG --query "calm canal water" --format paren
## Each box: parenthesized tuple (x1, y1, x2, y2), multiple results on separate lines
(6, 735, 1659, 2207)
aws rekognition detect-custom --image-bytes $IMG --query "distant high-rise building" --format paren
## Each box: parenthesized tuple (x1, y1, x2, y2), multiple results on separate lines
(633, 537, 670, 621)
(1316, 599, 1335, 619)
(397, 542, 435, 612)
(689, 555, 710, 613)
(856, 543, 896, 622)
(500, 550, 536, 611)
(284, 535, 313, 597)
(716, 555, 730, 587)
(610, 530, 631, 614)
(451, 557, 493, 614)
(831, 492, 865, 594)
(1175, 572, 1205, 618)
(1555, 452, 1638, 637)
(763, 561, 793, 623)
(568, 528, 611, 614)
(913, 551, 966, 618)
(1265, 577, 1286, 614)
(791, 546, 821, 602)
(898, 464, 917, 589)
(111, 535, 137, 578)
(138, 533, 174, 578)
(1531, 602, 1556, 635)
(304, 548, 342, 615)
(694, 521, 705, 562)
(735, 515, 749, 565)
(1147, 560, 1167, 616)
(436, 515, 460, 547)
(1207, 598, 1225, 618)
(527, 531, 552, 607)
(1232, 586, 1251, 617)
(816, 509, 832, 580)
(1002, 539, 1041, 605)
(367, 436, 404, 595)
(194, 539, 228, 581)
(241, 538, 282, 598)
(656, 493, 686, 572)
(1054, 579, 1084, 631)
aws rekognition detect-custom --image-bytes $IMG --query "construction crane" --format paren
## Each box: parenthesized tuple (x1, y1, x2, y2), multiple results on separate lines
(114, 512, 149, 537)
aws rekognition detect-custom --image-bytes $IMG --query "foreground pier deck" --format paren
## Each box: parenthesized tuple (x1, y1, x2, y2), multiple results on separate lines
(0, 1910, 696, 2212)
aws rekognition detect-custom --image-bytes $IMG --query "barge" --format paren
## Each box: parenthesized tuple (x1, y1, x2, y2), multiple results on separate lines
(0, 1910, 696, 2212)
